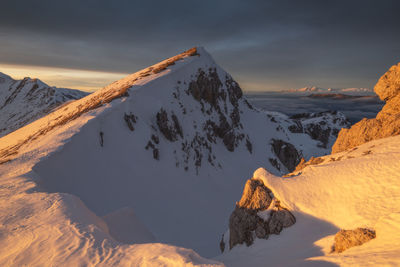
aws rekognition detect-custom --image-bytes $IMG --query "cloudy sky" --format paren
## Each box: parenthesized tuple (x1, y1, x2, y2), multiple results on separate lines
(1, 0, 399, 91)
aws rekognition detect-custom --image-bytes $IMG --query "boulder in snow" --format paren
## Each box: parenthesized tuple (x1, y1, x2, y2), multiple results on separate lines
(332, 228, 376, 253)
(227, 178, 295, 250)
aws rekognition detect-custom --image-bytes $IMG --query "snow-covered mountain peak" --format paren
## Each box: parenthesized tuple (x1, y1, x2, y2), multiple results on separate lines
(0, 72, 13, 83)
(0, 72, 88, 138)
(0, 46, 248, 166)
(101, 47, 203, 88)
(0, 47, 350, 259)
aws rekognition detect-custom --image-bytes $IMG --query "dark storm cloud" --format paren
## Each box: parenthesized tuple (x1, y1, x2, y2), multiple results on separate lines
(1, 0, 399, 90)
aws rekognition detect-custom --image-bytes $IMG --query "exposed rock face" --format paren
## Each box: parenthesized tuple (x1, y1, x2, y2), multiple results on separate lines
(270, 139, 302, 172)
(188, 68, 224, 109)
(188, 68, 247, 153)
(156, 108, 183, 141)
(374, 63, 400, 101)
(332, 228, 376, 253)
(228, 178, 295, 250)
(333, 63, 400, 153)
(229, 207, 264, 248)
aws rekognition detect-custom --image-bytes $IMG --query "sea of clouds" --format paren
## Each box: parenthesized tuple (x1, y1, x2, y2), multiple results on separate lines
(246, 92, 384, 124)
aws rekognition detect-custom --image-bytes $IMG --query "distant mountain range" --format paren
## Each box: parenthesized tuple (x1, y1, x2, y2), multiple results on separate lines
(282, 86, 375, 96)
(0, 72, 88, 137)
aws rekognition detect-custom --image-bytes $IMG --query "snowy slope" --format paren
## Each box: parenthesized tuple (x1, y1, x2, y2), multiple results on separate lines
(0, 47, 349, 262)
(0, 162, 221, 266)
(217, 135, 400, 266)
(0, 72, 88, 137)
(283, 86, 375, 96)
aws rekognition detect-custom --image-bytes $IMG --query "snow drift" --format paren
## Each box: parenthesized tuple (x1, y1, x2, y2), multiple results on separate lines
(218, 63, 400, 265)
(218, 135, 400, 266)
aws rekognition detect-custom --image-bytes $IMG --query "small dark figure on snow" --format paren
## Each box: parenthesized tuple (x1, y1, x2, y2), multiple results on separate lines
(220, 234, 225, 253)
(99, 131, 104, 147)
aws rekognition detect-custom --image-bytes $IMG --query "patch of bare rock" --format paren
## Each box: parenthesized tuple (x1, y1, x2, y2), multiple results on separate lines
(332, 228, 376, 253)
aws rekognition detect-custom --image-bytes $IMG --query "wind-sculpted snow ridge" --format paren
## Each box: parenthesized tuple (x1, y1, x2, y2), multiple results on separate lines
(0, 72, 88, 138)
(333, 62, 400, 153)
(0, 47, 350, 261)
(217, 135, 400, 266)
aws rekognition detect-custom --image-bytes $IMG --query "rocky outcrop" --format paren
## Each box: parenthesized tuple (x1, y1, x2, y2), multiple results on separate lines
(332, 228, 376, 253)
(145, 134, 160, 160)
(267, 201, 296, 234)
(124, 112, 137, 131)
(270, 139, 302, 172)
(227, 178, 295, 250)
(188, 68, 224, 109)
(238, 179, 272, 210)
(156, 108, 183, 141)
(374, 63, 400, 101)
(332, 63, 400, 153)
(188, 68, 248, 153)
